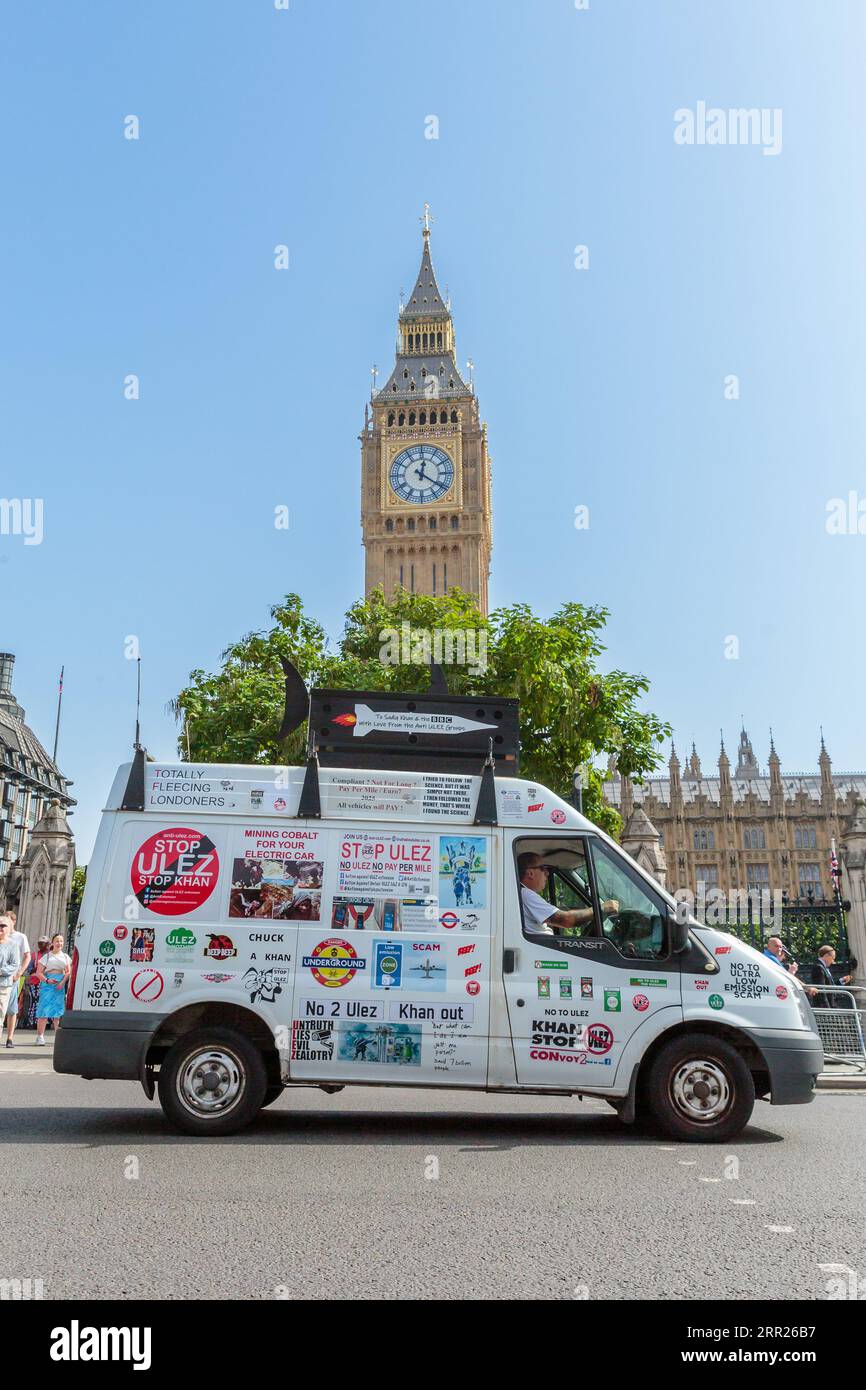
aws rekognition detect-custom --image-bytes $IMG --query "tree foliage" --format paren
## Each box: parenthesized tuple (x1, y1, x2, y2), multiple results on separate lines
(171, 589, 670, 836)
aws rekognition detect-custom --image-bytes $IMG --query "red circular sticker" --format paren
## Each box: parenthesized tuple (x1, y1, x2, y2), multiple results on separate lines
(308, 938, 361, 989)
(776, 985, 788, 1000)
(550, 809, 566, 825)
(440, 912, 458, 930)
(633, 994, 649, 1012)
(585, 1023, 614, 1054)
(131, 969, 164, 1003)
(466, 979, 480, 997)
(113, 925, 128, 941)
(131, 828, 219, 917)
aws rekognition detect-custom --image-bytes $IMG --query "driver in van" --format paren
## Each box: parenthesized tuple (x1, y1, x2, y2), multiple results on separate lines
(518, 853, 618, 937)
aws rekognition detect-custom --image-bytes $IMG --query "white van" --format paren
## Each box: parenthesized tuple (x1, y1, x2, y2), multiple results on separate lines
(56, 740, 823, 1141)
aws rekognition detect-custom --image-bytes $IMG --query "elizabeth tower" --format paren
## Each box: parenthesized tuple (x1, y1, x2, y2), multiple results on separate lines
(360, 211, 492, 614)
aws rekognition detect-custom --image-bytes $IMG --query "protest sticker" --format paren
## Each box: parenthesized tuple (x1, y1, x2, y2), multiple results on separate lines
(337, 832, 434, 897)
(130, 828, 219, 917)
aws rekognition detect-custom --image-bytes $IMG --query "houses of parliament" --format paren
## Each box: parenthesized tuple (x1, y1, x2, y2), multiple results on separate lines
(603, 729, 866, 902)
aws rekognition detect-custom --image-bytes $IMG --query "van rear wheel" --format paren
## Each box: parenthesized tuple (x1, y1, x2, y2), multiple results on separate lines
(646, 1033, 754, 1142)
(157, 1026, 268, 1136)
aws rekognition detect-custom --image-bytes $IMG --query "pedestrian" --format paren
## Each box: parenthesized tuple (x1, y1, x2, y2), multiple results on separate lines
(34, 932, 71, 1044)
(0, 913, 30, 1048)
(763, 935, 790, 970)
(24, 936, 51, 1029)
(0, 920, 21, 1044)
(805, 945, 852, 1009)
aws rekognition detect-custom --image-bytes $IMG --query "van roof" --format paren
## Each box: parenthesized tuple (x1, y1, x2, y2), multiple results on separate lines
(106, 760, 596, 832)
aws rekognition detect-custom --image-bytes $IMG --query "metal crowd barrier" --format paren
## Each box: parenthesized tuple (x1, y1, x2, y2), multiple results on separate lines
(809, 987, 866, 1071)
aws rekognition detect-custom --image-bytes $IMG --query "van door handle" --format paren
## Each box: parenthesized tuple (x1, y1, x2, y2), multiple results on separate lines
(503, 948, 517, 974)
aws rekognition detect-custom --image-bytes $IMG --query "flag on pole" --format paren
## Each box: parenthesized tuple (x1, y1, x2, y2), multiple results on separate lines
(830, 838, 843, 908)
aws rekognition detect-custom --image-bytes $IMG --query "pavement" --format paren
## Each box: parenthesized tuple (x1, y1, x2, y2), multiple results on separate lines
(2, 1033, 865, 1301)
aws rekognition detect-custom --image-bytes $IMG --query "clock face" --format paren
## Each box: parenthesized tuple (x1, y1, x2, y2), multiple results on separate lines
(389, 445, 454, 504)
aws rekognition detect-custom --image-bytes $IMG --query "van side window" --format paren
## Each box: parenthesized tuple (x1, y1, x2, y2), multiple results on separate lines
(588, 839, 667, 960)
(515, 839, 599, 942)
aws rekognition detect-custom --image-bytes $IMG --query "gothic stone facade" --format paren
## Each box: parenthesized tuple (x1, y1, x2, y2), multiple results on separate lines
(360, 216, 493, 614)
(603, 729, 865, 902)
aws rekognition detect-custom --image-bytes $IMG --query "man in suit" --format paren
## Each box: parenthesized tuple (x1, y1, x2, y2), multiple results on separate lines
(806, 945, 852, 1008)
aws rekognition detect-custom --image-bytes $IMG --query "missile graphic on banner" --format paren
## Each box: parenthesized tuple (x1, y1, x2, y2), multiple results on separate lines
(332, 704, 498, 738)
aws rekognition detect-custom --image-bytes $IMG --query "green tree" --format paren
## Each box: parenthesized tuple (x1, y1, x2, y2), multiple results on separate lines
(172, 589, 670, 835)
(67, 865, 87, 929)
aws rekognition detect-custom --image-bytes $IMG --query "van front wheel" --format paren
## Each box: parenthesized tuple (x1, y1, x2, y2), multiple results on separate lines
(646, 1034, 755, 1142)
(157, 1027, 268, 1136)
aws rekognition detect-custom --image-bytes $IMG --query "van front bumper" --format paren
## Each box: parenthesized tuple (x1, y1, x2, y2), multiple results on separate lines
(53, 1010, 159, 1082)
(746, 1026, 824, 1105)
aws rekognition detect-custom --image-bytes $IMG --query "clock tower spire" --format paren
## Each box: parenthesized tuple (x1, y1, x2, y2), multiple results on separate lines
(360, 212, 492, 614)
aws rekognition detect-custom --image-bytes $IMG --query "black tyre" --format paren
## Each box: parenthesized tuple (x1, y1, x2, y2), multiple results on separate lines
(157, 1026, 268, 1136)
(261, 1083, 284, 1109)
(645, 1033, 755, 1142)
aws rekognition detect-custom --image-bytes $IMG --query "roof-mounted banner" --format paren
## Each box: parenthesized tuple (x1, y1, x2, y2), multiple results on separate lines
(308, 688, 519, 776)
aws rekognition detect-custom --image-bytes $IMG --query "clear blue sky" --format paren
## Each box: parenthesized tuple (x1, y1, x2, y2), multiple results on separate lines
(3, 0, 865, 859)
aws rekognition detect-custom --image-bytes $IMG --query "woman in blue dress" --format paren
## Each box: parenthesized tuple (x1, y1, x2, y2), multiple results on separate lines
(35, 932, 71, 1045)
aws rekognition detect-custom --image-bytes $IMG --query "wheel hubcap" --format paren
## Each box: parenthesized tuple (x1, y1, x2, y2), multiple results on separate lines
(671, 1058, 731, 1123)
(177, 1048, 244, 1117)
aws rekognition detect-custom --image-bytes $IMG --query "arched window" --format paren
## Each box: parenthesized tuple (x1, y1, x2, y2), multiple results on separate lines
(429, 517, 437, 530)
(407, 518, 415, 531)
(421, 366, 427, 377)
(437, 332, 443, 348)
(409, 411, 416, 425)
(385, 519, 394, 533)
(420, 411, 426, 425)
(450, 409, 458, 422)
(403, 369, 409, 379)
(398, 412, 405, 426)
(387, 412, 395, 426)
(450, 516, 459, 530)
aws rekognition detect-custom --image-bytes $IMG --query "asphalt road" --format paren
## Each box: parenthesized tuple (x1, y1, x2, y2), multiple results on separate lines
(3, 1038, 864, 1301)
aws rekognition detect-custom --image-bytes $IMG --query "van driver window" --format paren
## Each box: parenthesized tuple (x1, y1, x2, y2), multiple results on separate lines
(589, 839, 667, 960)
(516, 841, 615, 940)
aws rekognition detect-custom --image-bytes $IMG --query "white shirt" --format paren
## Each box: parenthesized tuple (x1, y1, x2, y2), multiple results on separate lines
(521, 885, 556, 934)
(41, 951, 71, 976)
(10, 931, 30, 974)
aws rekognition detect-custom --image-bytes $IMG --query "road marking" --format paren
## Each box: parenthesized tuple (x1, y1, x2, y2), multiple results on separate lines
(729, 1199, 756, 1205)
(657, 1146, 677, 1151)
(765, 1224, 794, 1233)
(699, 1177, 722, 1182)
(678, 1160, 697, 1166)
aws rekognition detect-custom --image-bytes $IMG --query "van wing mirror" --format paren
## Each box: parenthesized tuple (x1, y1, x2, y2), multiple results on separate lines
(668, 909, 690, 955)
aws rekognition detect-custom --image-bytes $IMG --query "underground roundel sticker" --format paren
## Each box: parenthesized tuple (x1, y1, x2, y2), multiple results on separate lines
(304, 938, 366, 988)
(131, 828, 219, 917)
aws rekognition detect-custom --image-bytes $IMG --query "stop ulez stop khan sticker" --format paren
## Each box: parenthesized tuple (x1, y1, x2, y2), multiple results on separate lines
(131, 828, 219, 916)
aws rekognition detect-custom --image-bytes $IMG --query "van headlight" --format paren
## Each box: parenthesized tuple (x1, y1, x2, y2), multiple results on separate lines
(790, 980, 813, 1029)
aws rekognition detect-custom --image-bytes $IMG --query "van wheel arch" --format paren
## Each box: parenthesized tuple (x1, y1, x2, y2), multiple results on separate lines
(146, 1003, 281, 1089)
(636, 1021, 770, 1106)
